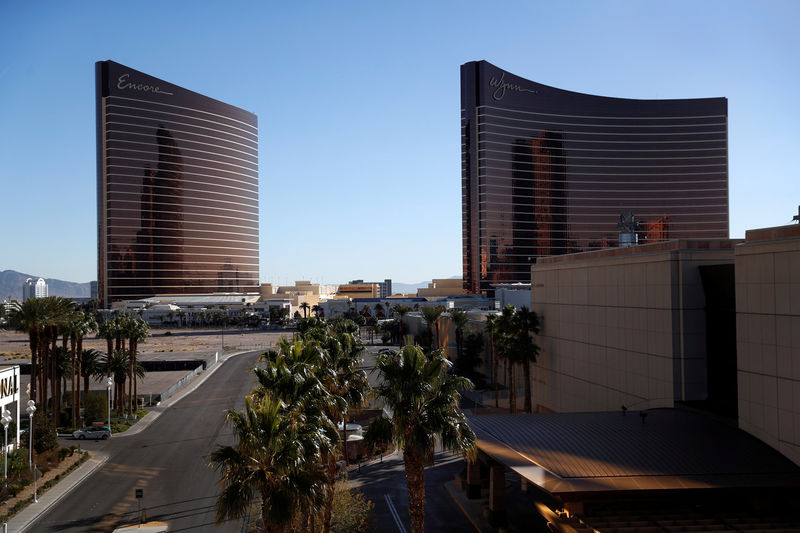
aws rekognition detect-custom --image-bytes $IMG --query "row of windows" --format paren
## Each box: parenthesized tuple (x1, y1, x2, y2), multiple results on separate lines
(107, 127, 257, 159)
(110, 95, 257, 132)
(479, 129, 727, 145)
(477, 110, 726, 129)
(477, 104, 725, 122)
(107, 197, 258, 217)
(108, 145, 258, 173)
(107, 156, 257, 184)
(106, 105, 257, 145)
(107, 100, 257, 138)
(107, 171, 257, 197)
(107, 186, 258, 209)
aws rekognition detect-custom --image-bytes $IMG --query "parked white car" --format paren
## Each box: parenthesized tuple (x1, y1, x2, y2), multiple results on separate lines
(73, 427, 111, 440)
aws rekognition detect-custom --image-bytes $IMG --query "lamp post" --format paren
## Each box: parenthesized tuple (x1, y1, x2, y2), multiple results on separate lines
(107, 377, 113, 432)
(1, 409, 11, 482)
(26, 400, 36, 469)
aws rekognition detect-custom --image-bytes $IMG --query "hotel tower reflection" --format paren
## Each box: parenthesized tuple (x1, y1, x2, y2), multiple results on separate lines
(96, 61, 259, 307)
(461, 61, 728, 295)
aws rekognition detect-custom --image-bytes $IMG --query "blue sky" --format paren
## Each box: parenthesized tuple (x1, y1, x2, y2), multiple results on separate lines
(1, 1, 798, 285)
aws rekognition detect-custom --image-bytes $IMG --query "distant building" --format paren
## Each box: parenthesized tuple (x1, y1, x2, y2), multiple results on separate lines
(417, 278, 463, 299)
(259, 281, 334, 317)
(90, 281, 98, 300)
(348, 279, 392, 298)
(23, 278, 47, 301)
(461, 60, 729, 295)
(96, 60, 259, 308)
(336, 283, 380, 299)
(493, 283, 531, 309)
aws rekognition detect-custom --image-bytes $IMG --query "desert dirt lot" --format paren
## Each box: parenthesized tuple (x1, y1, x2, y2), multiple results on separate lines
(0, 327, 291, 363)
(0, 327, 293, 398)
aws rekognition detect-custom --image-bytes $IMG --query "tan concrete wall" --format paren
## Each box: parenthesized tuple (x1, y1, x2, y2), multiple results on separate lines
(531, 242, 734, 414)
(735, 227, 800, 465)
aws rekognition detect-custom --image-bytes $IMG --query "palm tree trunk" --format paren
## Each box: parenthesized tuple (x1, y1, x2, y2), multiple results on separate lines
(132, 340, 138, 414)
(523, 361, 532, 414)
(491, 340, 499, 408)
(29, 327, 39, 403)
(70, 339, 77, 427)
(51, 331, 59, 426)
(509, 364, 517, 414)
(403, 448, 426, 533)
(83, 375, 90, 414)
(323, 452, 336, 533)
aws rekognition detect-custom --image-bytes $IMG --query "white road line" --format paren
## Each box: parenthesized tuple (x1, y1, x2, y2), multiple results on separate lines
(384, 493, 407, 533)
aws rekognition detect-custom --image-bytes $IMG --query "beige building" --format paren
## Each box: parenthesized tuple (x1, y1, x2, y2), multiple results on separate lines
(736, 224, 800, 465)
(530, 239, 739, 414)
(259, 281, 335, 316)
(335, 283, 379, 299)
(417, 278, 463, 299)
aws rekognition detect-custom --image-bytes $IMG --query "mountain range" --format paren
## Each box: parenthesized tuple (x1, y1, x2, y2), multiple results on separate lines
(0, 270, 91, 301)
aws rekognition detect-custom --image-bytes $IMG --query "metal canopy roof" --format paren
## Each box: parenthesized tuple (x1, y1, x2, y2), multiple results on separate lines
(466, 409, 800, 496)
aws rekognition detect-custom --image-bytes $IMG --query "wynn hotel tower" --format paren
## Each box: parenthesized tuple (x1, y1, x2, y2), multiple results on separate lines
(96, 60, 259, 308)
(461, 61, 728, 295)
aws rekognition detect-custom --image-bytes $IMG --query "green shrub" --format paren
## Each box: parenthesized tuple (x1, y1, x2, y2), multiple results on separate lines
(84, 392, 108, 424)
(7, 447, 28, 475)
(32, 410, 58, 453)
(58, 446, 75, 460)
(330, 481, 374, 533)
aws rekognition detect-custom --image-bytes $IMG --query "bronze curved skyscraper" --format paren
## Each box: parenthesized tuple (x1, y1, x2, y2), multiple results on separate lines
(461, 61, 728, 295)
(97, 61, 259, 307)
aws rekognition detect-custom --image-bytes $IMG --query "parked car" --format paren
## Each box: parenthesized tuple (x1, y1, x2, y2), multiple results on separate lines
(73, 427, 111, 440)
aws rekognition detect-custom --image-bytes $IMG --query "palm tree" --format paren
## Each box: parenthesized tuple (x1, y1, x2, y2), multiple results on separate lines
(420, 305, 446, 349)
(210, 394, 327, 533)
(7, 298, 48, 404)
(365, 344, 476, 533)
(494, 305, 517, 412)
(253, 336, 340, 532)
(448, 308, 469, 362)
(9, 297, 77, 426)
(102, 349, 145, 415)
(97, 316, 115, 364)
(311, 304, 321, 318)
(391, 304, 410, 340)
(299, 302, 310, 319)
(485, 314, 499, 407)
(80, 348, 104, 419)
(123, 316, 150, 415)
(374, 302, 384, 318)
(509, 307, 540, 414)
(62, 311, 98, 427)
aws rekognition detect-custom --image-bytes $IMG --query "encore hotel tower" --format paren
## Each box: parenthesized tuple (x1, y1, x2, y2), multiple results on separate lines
(462, 61, 728, 295)
(96, 60, 259, 308)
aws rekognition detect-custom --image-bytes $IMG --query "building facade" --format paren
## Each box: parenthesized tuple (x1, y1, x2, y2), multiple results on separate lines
(529, 240, 739, 415)
(96, 60, 259, 308)
(461, 60, 729, 295)
(23, 277, 48, 300)
(735, 224, 800, 466)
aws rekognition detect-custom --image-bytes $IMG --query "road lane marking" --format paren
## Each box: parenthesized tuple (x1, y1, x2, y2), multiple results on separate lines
(384, 494, 407, 533)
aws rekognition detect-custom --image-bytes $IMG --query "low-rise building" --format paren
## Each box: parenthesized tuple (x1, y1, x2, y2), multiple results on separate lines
(417, 278, 463, 299)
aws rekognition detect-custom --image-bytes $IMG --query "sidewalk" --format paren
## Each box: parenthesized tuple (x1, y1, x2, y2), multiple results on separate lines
(5, 451, 109, 533)
(2, 348, 254, 533)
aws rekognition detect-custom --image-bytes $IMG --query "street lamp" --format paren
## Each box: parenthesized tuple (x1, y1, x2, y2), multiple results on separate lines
(1, 409, 11, 482)
(26, 400, 36, 469)
(106, 377, 113, 432)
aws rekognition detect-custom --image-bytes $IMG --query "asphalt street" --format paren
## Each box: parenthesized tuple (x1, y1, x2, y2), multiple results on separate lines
(349, 450, 477, 533)
(27, 349, 263, 533)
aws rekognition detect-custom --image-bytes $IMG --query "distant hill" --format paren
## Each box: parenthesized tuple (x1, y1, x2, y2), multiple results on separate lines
(0, 270, 91, 301)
